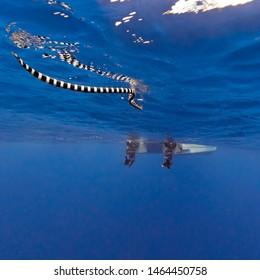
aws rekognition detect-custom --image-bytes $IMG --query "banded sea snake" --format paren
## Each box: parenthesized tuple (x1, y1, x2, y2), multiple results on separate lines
(12, 52, 143, 110)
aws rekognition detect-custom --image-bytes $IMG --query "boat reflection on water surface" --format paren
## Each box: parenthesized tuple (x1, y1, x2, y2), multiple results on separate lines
(124, 137, 217, 170)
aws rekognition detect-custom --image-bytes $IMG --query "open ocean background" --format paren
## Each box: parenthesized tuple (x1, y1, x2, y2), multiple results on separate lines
(0, 0, 259, 259)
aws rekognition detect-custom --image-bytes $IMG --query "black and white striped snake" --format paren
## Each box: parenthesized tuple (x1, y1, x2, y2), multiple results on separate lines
(12, 52, 143, 110)
(58, 50, 133, 84)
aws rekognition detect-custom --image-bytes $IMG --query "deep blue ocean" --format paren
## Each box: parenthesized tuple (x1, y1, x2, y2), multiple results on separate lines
(0, 0, 260, 260)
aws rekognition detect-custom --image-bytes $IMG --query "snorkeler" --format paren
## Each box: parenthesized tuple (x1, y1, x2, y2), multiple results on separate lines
(162, 140, 178, 169)
(124, 139, 139, 167)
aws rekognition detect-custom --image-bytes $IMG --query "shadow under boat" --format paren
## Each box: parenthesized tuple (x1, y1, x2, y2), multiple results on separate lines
(124, 137, 217, 169)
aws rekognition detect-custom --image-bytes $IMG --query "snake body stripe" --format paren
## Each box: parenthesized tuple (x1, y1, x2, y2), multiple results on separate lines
(59, 50, 132, 83)
(12, 52, 142, 110)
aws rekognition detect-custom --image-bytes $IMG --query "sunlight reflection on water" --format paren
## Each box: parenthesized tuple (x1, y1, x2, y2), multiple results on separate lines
(163, 0, 255, 15)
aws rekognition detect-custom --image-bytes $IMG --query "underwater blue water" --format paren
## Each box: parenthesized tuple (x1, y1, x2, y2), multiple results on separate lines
(0, 0, 260, 259)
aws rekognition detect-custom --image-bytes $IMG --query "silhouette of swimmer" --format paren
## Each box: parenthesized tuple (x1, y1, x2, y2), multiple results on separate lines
(124, 139, 139, 167)
(162, 140, 178, 169)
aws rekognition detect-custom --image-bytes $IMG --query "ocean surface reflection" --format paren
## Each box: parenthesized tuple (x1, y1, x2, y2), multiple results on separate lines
(124, 137, 216, 169)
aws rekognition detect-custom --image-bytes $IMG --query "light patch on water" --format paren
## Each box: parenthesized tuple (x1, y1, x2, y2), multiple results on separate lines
(47, 0, 74, 13)
(53, 11, 70, 18)
(163, 0, 255, 15)
(122, 15, 133, 21)
(47, 1, 85, 23)
(113, 10, 153, 44)
(114, 11, 137, 25)
(133, 35, 153, 44)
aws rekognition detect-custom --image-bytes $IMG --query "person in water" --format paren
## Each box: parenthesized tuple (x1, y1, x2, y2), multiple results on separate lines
(124, 139, 139, 167)
(162, 140, 178, 169)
